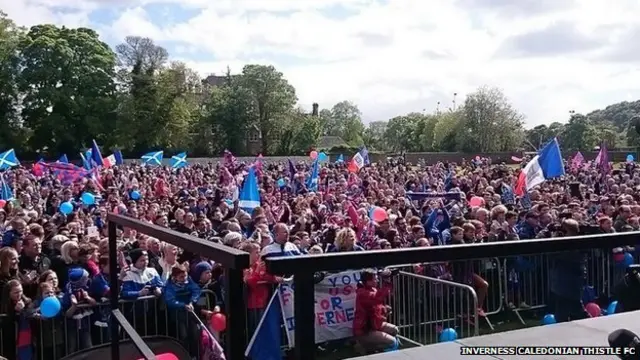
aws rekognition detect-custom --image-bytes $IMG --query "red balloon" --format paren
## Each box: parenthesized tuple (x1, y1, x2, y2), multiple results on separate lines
(469, 196, 484, 207)
(310, 151, 318, 160)
(372, 207, 388, 222)
(0, 200, 5, 208)
(613, 252, 625, 263)
(211, 313, 227, 332)
(585, 302, 601, 318)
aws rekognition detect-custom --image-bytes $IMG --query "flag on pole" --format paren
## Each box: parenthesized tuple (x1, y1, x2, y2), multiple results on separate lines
(515, 138, 564, 196)
(0, 173, 14, 201)
(170, 152, 188, 169)
(306, 159, 319, 191)
(141, 151, 164, 166)
(0, 149, 19, 170)
(244, 291, 283, 360)
(58, 154, 69, 164)
(239, 167, 260, 214)
(90, 139, 104, 167)
(595, 143, 611, 174)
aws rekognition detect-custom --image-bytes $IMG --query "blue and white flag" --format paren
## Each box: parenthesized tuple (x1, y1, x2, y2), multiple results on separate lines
(306, 159, 319, 191)
(141, 151, 164, 166)
(58, 154, 69, 164)
(81, 149, 92, 170)
(245, 291, 283, 360)
(239, 167, 260, 214)
(0, 149, 19, 170)
(170, 152, 188, 169)
(0, 173, 13, 201)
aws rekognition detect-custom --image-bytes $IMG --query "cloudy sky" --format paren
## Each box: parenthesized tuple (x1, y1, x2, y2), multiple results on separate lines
(3, 0, 640, 127)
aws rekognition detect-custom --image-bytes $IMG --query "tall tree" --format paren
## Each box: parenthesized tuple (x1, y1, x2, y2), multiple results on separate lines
(19, 25, 117, 154)
(114, 36, 169, 151)
(458, 86, 525, 152)
(240, 65, 297, 153)
(0, 12, 25, 150)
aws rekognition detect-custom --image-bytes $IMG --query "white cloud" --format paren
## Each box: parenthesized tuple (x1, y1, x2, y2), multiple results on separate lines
(4, 0, 640, 126)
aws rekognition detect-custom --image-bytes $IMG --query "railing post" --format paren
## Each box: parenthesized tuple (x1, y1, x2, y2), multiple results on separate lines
(225, 267, 247, 360)
(108, 220, 121, 360)
(294, 272, 315, 360)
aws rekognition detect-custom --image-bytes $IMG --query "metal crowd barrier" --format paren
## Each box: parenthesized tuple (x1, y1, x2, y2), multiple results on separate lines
(0, 290, 222, 360)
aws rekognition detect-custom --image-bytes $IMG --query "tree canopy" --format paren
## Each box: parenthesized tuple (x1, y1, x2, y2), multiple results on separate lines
(0, 12, 638, 158)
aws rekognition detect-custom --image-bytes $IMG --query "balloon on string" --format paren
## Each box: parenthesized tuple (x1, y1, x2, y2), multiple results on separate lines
(613, 252, 625, 263)
(130, 190, 141, 200)
(59, 202, 73, 215)
(372, 207, 388, 222)
(542, 314, 556, 325)
(439, 328, 457, 342)
(584, 302, 601, 317)
(211, 312, 227, 332)
(40, 296, 61, 318)
(627, 154, 635, 162)
(469, 196, 484, 207)
(277, 178, 286, 188)
(309, 150, 318, 160)
(81, 192, 95, 206)
(620, 252, 634, 268)
(0, 200, 5, 208)
(607, 301, 618, 315)
(318, 152, 328, 161)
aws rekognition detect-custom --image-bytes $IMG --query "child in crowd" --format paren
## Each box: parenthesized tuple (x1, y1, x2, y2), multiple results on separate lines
(63, 268, 95, 352)
(164, 265, 201, 356)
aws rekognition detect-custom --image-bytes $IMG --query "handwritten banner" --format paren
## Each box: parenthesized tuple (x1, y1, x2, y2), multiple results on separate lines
(279, 270, 360, 344)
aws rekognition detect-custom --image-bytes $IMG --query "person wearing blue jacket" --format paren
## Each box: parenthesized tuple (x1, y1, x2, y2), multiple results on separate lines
(423, 200, 451, 246)
(164, 264, 201, 356)
(121, 249, 164, 336)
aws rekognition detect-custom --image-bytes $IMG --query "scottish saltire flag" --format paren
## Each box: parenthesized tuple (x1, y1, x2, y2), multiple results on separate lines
(239, 167, 260, 214)
(81, 149, 92, 170)
(0, 149, 19, 170)
(141, 151, 163, 166)
(0, 173, 13, 201)
(170, 152, 188, 169)
(515, 138, 564, 196)
(306, 159, 319, 191)
(245, 291, 283, 360)
(91, 139, 104, 166)
(58, 154, 69, 164)
(595, 143, 611, 174)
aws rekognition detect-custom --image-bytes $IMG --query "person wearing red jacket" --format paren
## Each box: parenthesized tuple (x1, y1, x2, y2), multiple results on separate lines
(353, 269, 399, 353)
(242, 242, 281, 336)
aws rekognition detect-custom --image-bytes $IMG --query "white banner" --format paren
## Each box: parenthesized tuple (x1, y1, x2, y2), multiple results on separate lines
(279, 270, 360, 344)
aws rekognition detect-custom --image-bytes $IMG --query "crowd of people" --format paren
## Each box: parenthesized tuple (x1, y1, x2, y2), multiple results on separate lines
(0, 152, 636, 359)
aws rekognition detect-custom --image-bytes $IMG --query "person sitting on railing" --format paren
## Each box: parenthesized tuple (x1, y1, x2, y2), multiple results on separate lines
(0, 279, 34, 360)
(164, 264, 202, 356)
(62, 268, 95, 353)
(353, 269, 399, 354)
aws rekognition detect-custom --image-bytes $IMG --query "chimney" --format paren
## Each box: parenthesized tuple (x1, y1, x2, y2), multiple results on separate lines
(312, 103, 319, 116)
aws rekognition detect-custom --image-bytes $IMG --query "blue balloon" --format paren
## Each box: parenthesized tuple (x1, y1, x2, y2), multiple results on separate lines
(277, 178, 286, 188)
(623, 253, 634, 267)
(607, 301, 618, 315)
(439, 328, 457, 342)
(40, 296, 61, 318)
(59, 202, 73, 215)
(542, 314, 556, 325)
(318, 152, 328, 161)
(224, 199, 234, 206)
(81, 192, 95, 206)
(627, 154, 635, 162)
(130, 190, 141, 200)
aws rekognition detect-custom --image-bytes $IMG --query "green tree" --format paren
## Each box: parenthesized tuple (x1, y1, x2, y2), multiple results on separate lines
(273, 108, 321, 154)
(240, 65, 297, 153)
(320, 101, 365, 146)
(363, 121, 387, 151)
(458, 86, 525, 152)
(432, 110, 463, 151)
(202, 71, 254, 154)
(19, 25, 117, 154)
(0, 12, 26, 150)
(561, 113, 598, 151)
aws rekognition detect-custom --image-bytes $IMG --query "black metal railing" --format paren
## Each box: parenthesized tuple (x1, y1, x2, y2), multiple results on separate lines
(265, 231, 640, 360)
(107, 213, 250, 360)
